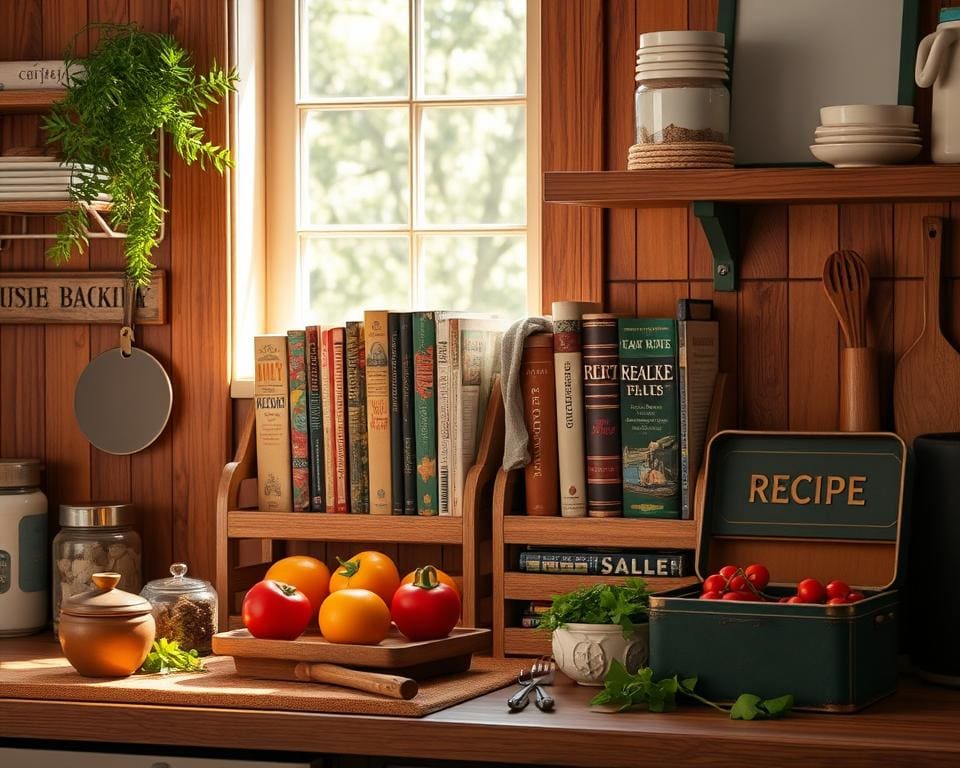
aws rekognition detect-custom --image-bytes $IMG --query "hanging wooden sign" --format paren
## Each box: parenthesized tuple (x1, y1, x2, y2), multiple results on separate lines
(0, 270, 166, 325)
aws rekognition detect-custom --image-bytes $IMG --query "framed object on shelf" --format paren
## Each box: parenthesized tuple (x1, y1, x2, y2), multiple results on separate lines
(718, 0, 920, 166)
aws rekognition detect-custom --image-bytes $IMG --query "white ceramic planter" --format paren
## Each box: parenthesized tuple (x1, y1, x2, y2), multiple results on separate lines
(551, 622, 649, 686)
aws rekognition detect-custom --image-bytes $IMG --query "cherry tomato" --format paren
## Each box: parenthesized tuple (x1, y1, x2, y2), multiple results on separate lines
(721, 591, 743, 601)
(796, 578, 826, 604)
(737, 590, 761, 601)
(745, 564, 770, 590)
(846, 590, 865, 603)
(827, 597, 847, 605)
(718, 565, 739, 581)
(242, 580, 312, 640)
(728, 574, 749, 592)
(786, 596, 804, 604)
(391, 566, 461, 641)
(825, 580, 850, 601)
(701, 590, 723, 600)
(702, 574, 727, 593)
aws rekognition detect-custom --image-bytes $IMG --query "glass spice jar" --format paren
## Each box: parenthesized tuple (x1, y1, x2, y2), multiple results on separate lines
(52, 503, 141, 633)
(635, 73, 730, 146)
(141, 562, 218, 655)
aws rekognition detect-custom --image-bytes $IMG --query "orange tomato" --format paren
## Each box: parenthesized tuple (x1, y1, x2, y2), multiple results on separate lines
(318, 588, 391, 644)
(401, 566, 460, 599)
(265, 556, 331, 617)
(329, 550, 400, 606)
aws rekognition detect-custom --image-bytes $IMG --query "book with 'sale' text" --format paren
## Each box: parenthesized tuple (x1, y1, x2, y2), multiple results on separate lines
(286, 330, 311, 511)
(364, 310, 392, 515)
(618, 317, 680, 518)
(254, 335, 293, 512)
(582, 314, 622, 517)
(520, 332, 559, 516)
(305, 326, 326, 511)
(345, 321, 369, 513)
(519, 550, 687, 577)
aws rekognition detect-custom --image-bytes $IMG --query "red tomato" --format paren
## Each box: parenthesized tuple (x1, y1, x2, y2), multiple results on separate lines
(701, 590, 723, 600)
(745, 564, 770, 590)
(825, 580, 850, 601)
(737, 590, 761, 601)
(242, 580, 312, 640)
(718, 565, 739, 581)
(702, 574, 727, 594)
(796, 578, 826, 604)
(390, 566, 461, 641)
(728, 574, 748, 591)
(827, 597, 847, 605)
(846, 590, 865, 603)
(786, 596, 804, 604)
(721, 591, 742, 601)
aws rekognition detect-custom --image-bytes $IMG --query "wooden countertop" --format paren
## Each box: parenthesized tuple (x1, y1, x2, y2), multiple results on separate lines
(2, 637, 960, 767)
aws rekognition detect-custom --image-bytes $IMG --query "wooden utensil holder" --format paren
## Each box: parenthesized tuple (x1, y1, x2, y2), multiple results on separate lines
(840, 347, 881, 432)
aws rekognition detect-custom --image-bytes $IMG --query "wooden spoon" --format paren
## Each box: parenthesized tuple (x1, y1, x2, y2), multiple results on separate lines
(893, 217, 960, 446)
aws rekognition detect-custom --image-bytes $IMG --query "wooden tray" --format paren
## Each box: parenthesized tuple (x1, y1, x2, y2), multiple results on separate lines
(212, 627, 490, 669)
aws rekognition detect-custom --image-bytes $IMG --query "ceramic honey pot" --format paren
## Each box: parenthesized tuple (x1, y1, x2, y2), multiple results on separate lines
(58, 571, 156, 677)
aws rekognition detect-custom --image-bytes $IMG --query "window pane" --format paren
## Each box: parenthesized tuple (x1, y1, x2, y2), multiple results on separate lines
(304, 236, 410, 324)
(418, 235, 526, 318)
(301, 0, 409, 99)
(419, 0, 526, 97)
(302, 109, 409, 227)
(420, 105, 525, 226)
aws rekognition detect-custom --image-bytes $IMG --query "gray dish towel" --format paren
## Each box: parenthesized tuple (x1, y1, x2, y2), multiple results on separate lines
(501, 316, 554, 470)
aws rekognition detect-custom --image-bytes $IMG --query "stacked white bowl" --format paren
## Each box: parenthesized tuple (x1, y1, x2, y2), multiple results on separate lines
(810, 105, 921, 168)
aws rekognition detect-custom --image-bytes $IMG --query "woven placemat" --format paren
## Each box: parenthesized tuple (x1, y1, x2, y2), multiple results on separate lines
(630, 141, 733, 154)
(0, 648, 519, 718)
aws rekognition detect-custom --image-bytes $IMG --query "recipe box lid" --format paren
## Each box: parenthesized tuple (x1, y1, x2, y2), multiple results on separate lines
(696, 431, 908, 591)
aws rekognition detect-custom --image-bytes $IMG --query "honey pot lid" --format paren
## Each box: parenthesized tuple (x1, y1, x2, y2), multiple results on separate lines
(61, 572, 153, 618)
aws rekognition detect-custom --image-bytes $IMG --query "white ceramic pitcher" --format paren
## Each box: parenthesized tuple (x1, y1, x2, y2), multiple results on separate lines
(916, 10, 960, 163)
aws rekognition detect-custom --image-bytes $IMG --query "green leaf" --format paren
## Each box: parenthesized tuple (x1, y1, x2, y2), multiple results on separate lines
(537, 579, 650, 636)
(758, 694, 794, 718)
(138, 638, 206, 675)
(730, 693, 762, 720)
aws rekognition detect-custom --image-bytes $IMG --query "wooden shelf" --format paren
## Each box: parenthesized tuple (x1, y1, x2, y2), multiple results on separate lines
(0, 89, 64, 113)
(227, 511, 464, 544)
(502, 572, 698, 601)
(543, 166, 960, 208)
(0, 200, 111, 214)
(503, 627, 552, 656)
(503, 515, 697, 549)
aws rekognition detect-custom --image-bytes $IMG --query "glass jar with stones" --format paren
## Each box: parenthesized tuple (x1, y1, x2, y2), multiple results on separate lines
(52, 503, 142, 632)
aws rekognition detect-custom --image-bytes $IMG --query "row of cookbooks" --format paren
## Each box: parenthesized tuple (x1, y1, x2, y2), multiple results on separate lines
(523, 299, 718, 519)
(254, 311, 505, 515)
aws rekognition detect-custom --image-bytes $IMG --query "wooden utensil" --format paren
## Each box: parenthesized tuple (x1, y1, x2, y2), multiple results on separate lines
(894, 217, 960, 446)
(822, 250, 880, 430)
(233, 656, 419, 700)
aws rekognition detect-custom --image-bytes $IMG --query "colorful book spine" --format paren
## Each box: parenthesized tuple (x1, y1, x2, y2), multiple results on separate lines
(388, 313, 405, 515)
(320, 329, 334, 511)
(618, 317, 680, 519)
(321, 328, 349, 513)
(520, 614, 542, 629)
(518, 550, 687, 577)
(305, 326, 326, 512)
(447, 317, 463, 517)
(345, 321, 369, 513)
(254, 335, 293, 512)
(413, 312, 439, 516)
(520, 333, 559, 516)
(435, 316, 452, 516)
(364, 310, 392, 515)
(399, 313, 417, 515)
(551, 301, 599, 518)
(678, 315, 719, 520)
(286, 330, 310, 511)
(582, 314, 623, 517)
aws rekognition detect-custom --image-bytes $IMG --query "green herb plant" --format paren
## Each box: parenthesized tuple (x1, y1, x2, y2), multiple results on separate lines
(139, 638, 206, 674)
(537, 578, 650, 636)
(44, 23, 237, 285)
(591, 660, 794, 721)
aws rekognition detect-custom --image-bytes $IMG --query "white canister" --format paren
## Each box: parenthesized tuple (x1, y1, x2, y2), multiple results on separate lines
(916, 8, 960, 163)
(0, 459, 48, 636)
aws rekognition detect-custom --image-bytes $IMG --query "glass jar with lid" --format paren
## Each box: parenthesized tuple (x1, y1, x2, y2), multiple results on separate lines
(52, 502, 141, 632)
(141, 562, 218, 655)
(0, 459, 48, 637)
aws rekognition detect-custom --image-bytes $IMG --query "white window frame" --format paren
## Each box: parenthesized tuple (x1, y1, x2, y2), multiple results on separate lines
(231, 0, 540, 393)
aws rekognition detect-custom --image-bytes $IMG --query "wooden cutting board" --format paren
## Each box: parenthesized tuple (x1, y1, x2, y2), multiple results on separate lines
(893, 217, 960, 447)
(212, 627, 490, 669)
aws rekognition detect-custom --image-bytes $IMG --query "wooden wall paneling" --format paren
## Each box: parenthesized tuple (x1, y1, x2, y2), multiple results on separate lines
(738, 281, 788, 428)
(602, 0, 636, 284)
(540, 0, 603, 309)
(788, 205, 838, 279)
(688, 211, 713, 280)
(0, 0, 45, 462)
(168, 0, 231, 580)
(687, 0, 718, 29)
(740, 205, 788, 279)
(894, 203, 948, 277)
(636, 280, 689, 316)
(86, 0, 132, 504)
(41, 0, 91, 513)
(606, 281, 637, 315)
(127, 0, 174, 582)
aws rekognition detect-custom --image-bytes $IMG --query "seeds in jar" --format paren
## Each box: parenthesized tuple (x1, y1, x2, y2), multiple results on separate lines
(153, 595, 216, 654)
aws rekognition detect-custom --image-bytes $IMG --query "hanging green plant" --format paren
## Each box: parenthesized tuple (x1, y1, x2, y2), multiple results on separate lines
(44, 23, 237, 286)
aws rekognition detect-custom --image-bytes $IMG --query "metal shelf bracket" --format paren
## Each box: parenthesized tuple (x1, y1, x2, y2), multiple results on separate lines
(693, 200, 739, 292)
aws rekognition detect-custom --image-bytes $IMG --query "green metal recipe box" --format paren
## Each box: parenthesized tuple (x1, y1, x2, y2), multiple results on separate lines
(648, 431, 910, 712)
